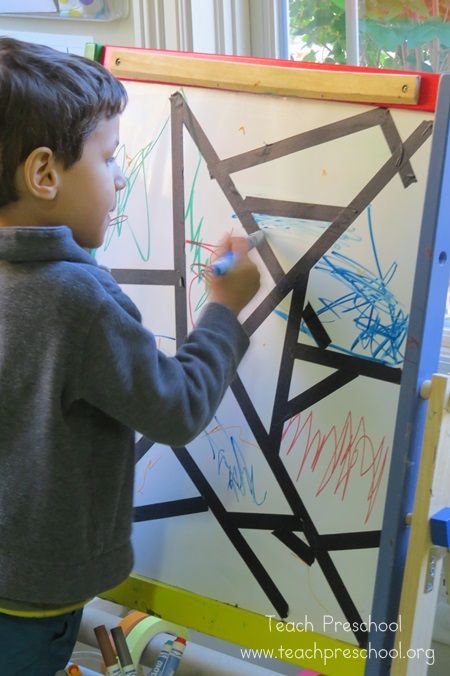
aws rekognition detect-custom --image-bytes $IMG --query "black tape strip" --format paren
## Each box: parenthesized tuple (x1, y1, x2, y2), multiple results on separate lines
(284, 370, 358, 422)
(111, 269, 180, 285)
(269, 284, 307, 443)
(295, 344, 402, 384)
(179, 96, 285, 284)
(133, 497, 208, 522)
(313, 549, 368, 646)
(273, 530, 315, 566)
(219, 108, 389, 174)
(243, 196, 343, 222)
(381, 109, 418, 188)
(228, 514, 380, 550)
(135, 436, 155, 463)
(229, 512, 304, 531)
(302, 302, 332, 348)
(320, 531, 381, 550)
(171, 445, 289, 618)
(242, 282, 292, 337)
(171, 93, 188, 346)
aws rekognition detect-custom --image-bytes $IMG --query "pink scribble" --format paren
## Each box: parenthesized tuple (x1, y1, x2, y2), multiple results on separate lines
(282, 410, 389, 523)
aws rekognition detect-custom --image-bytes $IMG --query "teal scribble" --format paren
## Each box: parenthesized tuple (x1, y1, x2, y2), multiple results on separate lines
(203, 416, 267, 506)
(101, 117, 170, 261)
(252, 213, 361, 251)
(185, 152, 210, 313)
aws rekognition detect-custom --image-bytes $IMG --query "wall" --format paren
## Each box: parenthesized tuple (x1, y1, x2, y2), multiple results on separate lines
(0, 0, 286, 56)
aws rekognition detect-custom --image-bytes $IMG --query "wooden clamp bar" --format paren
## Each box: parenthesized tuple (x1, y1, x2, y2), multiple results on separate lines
(105, 48, 420, 106)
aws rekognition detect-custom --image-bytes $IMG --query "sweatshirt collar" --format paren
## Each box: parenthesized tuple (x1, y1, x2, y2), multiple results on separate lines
(0, 226, 97, 265)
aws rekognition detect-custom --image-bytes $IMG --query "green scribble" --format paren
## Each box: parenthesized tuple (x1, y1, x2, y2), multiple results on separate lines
(185, 152, 209, 313)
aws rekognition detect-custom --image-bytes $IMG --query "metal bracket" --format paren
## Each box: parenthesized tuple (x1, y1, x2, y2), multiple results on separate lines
(424, 546, 449, 593)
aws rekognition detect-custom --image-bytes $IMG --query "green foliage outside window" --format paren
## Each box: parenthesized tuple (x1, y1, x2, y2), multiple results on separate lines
(289, 0, 450, 72)
(289, 0, 347, 63)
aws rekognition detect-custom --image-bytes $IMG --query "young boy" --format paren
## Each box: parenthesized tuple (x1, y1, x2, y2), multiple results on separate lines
(0, 38, 260, 674)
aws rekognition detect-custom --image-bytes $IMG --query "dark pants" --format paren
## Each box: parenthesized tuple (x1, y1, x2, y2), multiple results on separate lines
(0, 608, 83, 676)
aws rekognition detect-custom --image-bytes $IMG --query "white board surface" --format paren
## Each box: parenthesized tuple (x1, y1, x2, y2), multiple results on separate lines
(95, 80, 433, 646)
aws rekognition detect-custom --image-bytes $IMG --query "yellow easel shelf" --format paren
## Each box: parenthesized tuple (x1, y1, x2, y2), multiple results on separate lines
(102, 574, 367, 675)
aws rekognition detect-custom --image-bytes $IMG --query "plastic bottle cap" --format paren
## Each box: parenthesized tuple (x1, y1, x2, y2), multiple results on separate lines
(66, 665, 82, 676)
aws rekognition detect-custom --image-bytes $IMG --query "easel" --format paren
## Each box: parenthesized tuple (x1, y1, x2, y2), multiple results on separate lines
(96, 47, 450, 676)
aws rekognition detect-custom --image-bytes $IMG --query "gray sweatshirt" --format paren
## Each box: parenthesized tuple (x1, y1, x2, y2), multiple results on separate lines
(0, 226, 249, 605)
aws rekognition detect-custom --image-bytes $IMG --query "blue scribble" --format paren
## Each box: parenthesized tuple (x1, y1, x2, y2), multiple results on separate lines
(313, 206, 407, 365)
(202, 417, 267, 506)
(254, 207, 408, 366)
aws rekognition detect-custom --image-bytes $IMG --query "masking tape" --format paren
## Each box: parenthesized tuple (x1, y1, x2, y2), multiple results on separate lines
(119, 611, 149, 636)
(124, 615, 189, 665)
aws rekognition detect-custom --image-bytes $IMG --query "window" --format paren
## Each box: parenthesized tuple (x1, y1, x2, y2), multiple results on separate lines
(288, 0, 450, 72)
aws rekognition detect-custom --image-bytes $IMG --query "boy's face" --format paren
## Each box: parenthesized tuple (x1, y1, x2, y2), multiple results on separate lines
(55, 115, 125, 248)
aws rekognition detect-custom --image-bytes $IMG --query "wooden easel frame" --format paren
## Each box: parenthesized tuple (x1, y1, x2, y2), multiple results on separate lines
(365, 72, 450, 676)
(390, 374, 450, 675)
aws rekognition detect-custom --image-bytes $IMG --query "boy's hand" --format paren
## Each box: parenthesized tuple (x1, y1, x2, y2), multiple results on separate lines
(207, 235, 261, 316)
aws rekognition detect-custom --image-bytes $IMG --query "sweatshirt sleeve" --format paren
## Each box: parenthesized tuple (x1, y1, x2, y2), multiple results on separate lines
(77, 299, 250, 446)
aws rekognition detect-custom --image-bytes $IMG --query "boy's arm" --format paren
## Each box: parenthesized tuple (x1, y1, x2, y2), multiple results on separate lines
(77, 298, 249, 446)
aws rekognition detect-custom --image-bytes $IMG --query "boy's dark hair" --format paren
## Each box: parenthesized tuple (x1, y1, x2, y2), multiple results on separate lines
(0, 37, 128, 207)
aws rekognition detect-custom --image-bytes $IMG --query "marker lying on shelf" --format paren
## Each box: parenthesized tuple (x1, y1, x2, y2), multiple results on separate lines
(149, 638, 174, 675)
(159, 636, 187, 675)
(94, 625, 122, 676)
(111, 626, 137, 676)
(209, 230, 265, 276)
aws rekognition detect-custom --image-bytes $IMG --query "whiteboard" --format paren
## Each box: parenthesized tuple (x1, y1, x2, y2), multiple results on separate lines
(95, 80, 434, 647)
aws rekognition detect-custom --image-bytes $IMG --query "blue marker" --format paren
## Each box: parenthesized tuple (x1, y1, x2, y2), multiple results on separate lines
(159, 636, 186, 676)
(209, 231, 265, 276)
(149, 639, 173, 675)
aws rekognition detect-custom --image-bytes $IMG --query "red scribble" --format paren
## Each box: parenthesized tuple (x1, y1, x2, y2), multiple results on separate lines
(282, 410, 389, 523)
(185, 239, 221, 328)
(207, 422, 259, 450)
(185, 239, 216, 254)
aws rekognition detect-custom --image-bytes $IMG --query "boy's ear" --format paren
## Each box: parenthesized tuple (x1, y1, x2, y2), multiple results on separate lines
(21, 147, 60, 200)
